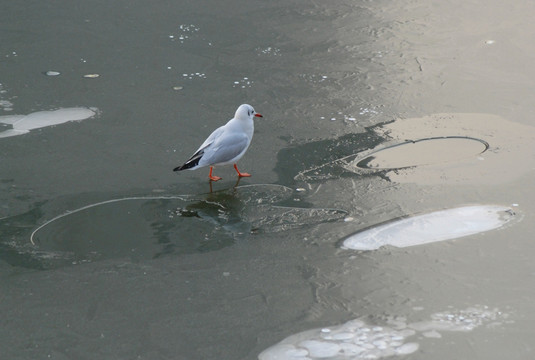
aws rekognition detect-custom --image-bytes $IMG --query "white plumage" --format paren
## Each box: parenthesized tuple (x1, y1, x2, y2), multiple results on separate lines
(173, 104, 263, 181)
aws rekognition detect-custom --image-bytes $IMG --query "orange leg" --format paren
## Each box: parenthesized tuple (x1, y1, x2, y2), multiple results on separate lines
(209, 166, 222, 181)
(234, 164, 251, 177)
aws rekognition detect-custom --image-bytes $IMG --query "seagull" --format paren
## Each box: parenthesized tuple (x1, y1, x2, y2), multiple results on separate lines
(173, 104, 263, 181)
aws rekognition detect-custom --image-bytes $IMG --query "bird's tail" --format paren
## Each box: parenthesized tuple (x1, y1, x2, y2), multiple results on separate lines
(173, 150, 203, 172)
(173, 162, 197, 171)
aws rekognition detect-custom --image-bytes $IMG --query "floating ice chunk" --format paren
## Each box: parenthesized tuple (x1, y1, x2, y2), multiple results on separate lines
(259, 318, 413, 360)
(342, 205, 516, 250)
(259, 306, 505, 359)
(0, 107, 97, 138)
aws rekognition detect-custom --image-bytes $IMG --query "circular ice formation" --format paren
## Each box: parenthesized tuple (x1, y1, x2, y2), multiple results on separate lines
(355, 136, 488, 169)
(24, 184, 346, 267)
(258, 306, 505, 360)
(296, 113, 535, 185)
(342, 205, 515, 251)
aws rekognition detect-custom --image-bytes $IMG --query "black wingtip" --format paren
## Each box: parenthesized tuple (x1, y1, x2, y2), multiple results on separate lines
(173, 157, 201, 172)
(174, 149, 204, 172)
(173, 164, 190, 172)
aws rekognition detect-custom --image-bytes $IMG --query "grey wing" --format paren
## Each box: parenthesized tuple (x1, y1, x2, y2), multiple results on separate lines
(200, 132, 249, 166)
(173, 126, 226, 171)
(195, 126, 226, 153)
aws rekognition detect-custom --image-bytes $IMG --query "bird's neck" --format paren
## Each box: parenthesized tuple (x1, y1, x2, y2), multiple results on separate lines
(230, 118, 253, 135)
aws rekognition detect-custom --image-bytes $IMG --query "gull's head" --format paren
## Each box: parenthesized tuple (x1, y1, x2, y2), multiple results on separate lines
(235, 104, 263, 121)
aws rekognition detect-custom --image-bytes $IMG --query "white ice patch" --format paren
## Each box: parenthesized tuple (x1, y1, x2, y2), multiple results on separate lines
(342, 205, 515, 251)
(0, 107, 97, 138)
(256, 46, 282, 56)
(258, 306, 505, 360)
(171, 24, 200, 43)
(233, 77, 254, 88)
(0, 100, 14, 111)
(408, 306, 503, 332)
(182, 72, 207, 80)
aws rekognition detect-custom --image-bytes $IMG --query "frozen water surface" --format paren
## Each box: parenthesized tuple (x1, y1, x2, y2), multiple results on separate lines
(298, 113, 535, 185)
(356, 136, 489, 169)
(5, 185, 346, 268)
(2, 0, 535, 359)
(365, 113, 535, 185)
(342, 205, 517, 251)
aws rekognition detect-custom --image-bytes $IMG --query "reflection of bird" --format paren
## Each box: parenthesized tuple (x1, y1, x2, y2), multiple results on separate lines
(173, 104, 263, 181)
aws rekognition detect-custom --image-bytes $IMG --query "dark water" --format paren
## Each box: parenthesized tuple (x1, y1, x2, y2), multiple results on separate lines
(2, 0, 535, 359)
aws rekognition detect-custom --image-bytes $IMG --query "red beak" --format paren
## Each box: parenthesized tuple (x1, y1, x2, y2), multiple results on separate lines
(255, 113, 263, 118)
